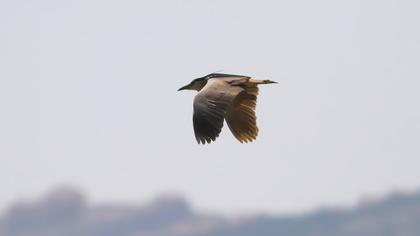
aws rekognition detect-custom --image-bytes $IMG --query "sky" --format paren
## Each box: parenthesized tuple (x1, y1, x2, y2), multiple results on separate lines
(0, 0, 419, 215)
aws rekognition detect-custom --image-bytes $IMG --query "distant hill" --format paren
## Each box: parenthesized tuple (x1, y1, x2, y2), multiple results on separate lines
(1, 187, 420, 236)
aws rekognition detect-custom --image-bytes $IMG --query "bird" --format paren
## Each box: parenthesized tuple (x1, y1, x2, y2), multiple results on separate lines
(178, 73, 276, 144)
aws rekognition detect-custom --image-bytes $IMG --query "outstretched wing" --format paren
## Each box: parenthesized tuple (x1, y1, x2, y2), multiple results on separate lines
(193, 79, 243, 144)
(225, 86, 259, 143)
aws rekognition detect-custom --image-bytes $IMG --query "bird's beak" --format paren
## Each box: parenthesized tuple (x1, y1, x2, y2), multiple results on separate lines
(178, 84, 190, 91)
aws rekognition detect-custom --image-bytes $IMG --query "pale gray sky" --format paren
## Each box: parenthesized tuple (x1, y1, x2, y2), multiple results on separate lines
(1, 0, 419, 215)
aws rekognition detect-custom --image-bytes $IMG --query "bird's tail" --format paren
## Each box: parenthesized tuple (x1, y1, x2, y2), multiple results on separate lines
(249, 79, 278, 84)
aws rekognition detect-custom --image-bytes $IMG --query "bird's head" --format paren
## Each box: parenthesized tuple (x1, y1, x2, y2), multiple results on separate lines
(178, 76, 208, 91)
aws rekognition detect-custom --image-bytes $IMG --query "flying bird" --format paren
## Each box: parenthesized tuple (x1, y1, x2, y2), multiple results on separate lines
(178, 73, 276, 144)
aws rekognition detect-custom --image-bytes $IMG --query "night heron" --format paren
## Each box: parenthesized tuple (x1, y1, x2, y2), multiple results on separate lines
(178, 73, 276, 144)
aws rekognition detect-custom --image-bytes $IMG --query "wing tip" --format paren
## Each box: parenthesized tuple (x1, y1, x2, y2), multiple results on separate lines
(234, 132, 258, 144)
(195, 135, 219, 145)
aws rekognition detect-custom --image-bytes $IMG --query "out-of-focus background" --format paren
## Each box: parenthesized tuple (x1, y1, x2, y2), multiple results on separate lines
(1, 0, 419, 235)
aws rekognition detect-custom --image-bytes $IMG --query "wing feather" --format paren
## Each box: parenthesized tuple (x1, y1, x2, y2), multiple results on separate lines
(225, 87, 259, 143)
(193, 79, 243, 144)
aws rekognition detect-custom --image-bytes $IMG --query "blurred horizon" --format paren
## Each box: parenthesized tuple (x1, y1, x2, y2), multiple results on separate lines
(2, 184, 420, 236)
(3, 184, 420, 217)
